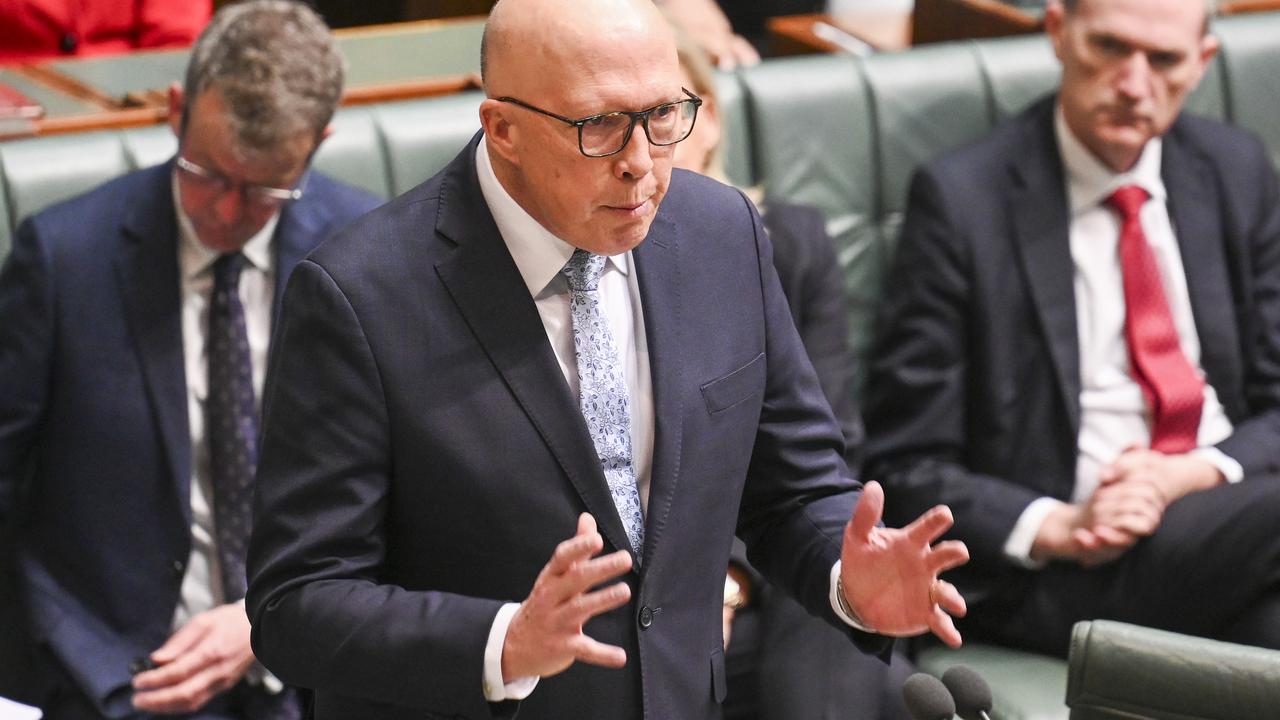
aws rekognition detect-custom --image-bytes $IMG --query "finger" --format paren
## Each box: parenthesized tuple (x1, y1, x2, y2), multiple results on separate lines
(571, 634, 628, 669)
(149, 617, 209, 665)
(577, 512, 597, 537)
(1073, 527, 1102, 552)
(903, 504, 954, 546)
(933, 580, 967, 618)
(1098, 463, 1120, 485)
(547, 549, 633, 604)
(729, 34, 761, 67)
(924, 540, 969, 575)
(1107, 511, 1160, 537)
(132, 664, 225, 714)
(1091, 524, 1138, 548)
(929, 607, 963, 649)
(847, 480, 885, 541)
(133, 644, 208, 691)
(545, 527, 607, 577)
(556, 581, 632, 627)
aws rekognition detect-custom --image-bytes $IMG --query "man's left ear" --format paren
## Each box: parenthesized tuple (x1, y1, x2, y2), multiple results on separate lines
(1200, 34, 1220, 67)
(167, 83, 185, 138)
(320, 124, 335, 143)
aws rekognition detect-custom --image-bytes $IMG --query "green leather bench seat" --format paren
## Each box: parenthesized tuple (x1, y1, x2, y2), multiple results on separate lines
(3, 12, 1280, 719)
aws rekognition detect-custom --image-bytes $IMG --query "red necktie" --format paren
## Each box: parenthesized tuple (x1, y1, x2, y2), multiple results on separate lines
(1107, 185, 1204, 453)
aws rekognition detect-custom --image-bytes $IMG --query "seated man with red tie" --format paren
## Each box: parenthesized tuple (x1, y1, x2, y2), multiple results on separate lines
(864, 0, 1280, 656)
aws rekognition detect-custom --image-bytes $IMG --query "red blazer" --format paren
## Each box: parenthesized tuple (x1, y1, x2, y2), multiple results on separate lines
(0, 0, 210, 62)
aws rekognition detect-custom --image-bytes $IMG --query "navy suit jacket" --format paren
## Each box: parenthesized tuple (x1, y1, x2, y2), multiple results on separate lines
(245, 134, 884, 720)
(864, 96, 1280, 604)
(0, 162, 379, 717)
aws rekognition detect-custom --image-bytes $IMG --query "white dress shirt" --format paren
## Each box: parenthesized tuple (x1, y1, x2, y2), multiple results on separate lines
(474, 142, 869, 702)
(1002, 109, 1243, 566)
(171, 174, 282, 689)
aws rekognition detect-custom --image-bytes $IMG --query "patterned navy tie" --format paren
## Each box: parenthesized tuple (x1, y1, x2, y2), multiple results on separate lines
(562, 249, 645, 561)
(207, 253, 257, 602)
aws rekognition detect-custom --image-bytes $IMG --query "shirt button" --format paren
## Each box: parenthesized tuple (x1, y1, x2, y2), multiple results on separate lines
(60, 32, 79, 53)
(638, 605, 653, 629)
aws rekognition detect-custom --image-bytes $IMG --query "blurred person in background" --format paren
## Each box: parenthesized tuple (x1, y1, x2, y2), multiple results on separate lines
(671, 26, 913, 720)
(0, 2, 379, 717)
(0, 0, 211, 62)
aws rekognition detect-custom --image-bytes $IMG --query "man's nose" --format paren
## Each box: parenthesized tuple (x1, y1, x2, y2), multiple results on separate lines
(212, 184, 248, 224)
(1115, 51, 1154, 101)
(614, 126, 654, 181)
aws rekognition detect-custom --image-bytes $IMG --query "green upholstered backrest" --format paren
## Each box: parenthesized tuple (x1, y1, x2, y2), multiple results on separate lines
(1067, 620, 1280, 719)
(0, 132, 137, 259)
(4, 10, 1280, 300)
(1214, 15, 1280, 169)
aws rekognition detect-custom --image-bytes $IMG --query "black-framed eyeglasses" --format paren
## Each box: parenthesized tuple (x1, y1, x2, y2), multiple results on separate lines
(175, 155, 306, 208)
(497, 88, 702, 158)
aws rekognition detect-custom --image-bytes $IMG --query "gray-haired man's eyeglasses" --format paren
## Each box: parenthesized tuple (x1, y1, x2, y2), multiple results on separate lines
(175, 155, 306, 208)
(496, 88, 702, 158)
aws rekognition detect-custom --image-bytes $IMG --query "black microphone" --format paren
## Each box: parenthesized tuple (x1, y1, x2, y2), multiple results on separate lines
(941, 665, 994, 720)
(902, 672, 957, 720)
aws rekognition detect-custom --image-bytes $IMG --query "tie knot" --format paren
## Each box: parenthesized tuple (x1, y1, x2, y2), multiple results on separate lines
(213, 252, 246, 290)
(562, 249, 607, 292)
(1107, 185, 1150, 220)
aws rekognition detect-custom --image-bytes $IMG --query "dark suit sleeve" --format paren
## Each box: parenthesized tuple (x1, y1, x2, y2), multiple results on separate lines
(764, 202, 864, 470)
(863, 169, 1045, 567)
(0, 219, 54, 524)
(246, 259, 508, 719)
(734, 195, 886, 653)
(1214, 141, 1280, 477)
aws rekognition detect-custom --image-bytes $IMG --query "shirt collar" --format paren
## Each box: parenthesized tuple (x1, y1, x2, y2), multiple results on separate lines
(172, 169, 279, 281)
(1055, 104, 1166, 215)
(474, 139, 628, 299)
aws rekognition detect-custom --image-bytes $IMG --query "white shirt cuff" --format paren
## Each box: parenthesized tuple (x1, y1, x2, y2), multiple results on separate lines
(829, 561, 878, 633)
(1003, 497, 1063, 569)
(1192, 446, 1244, 484)
(482, 603, 539, 702)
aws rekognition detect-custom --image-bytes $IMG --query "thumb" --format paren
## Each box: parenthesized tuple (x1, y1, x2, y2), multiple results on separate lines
(847, 480, 884, 542)
(577, 512, 597, 537)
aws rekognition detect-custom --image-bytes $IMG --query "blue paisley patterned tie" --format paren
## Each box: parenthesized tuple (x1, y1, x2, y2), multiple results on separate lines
(562, 249, 645, 562)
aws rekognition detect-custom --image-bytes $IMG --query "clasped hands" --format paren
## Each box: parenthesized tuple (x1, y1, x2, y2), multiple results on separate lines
(502, 482, 970, 682)
(1032, 445, 1224, 567)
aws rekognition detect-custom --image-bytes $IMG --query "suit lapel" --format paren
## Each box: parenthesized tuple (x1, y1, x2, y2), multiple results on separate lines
(113, 164, 192, 522)
(1009, 104, 1082, 436)
(1162, 130, 1240, 408)
(432, 138, 633, 558)
(271, 188, 327, 323)
(631, 212, 682, 576)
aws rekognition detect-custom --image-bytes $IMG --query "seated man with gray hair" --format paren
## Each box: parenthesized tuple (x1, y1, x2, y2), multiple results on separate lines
(0, 2, 380, 717)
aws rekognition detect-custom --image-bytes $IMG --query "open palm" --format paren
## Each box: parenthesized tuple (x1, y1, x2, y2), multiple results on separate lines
(839, 481, 969, 647)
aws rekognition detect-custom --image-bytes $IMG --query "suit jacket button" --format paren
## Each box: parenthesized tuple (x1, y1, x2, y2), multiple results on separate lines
(172, 559, 186, 576)
(60, 32, 79, 53)
(638, 605, 653, 629)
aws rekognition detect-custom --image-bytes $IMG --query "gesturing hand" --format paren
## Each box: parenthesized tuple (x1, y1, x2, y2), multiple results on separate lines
(501, 513, 634, 683)
(839, 481, 969, 648)
(131, 602, 255, 714)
